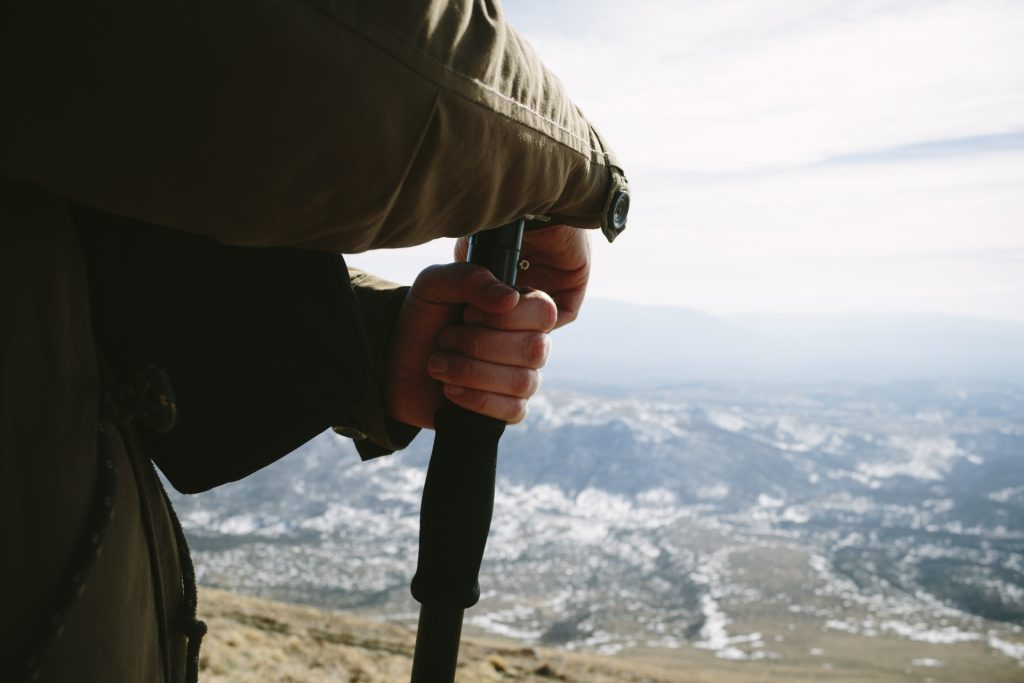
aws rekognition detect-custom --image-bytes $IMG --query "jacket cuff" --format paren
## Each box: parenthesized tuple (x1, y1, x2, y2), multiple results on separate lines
(332, 268, 420, 459)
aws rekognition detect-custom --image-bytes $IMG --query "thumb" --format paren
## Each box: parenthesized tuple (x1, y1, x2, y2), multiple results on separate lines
(410, 262, 519, 314)
(453, 236, 470, 262)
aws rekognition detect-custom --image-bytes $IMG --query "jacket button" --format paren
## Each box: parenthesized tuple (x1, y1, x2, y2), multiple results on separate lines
(333, 425, 368, 441)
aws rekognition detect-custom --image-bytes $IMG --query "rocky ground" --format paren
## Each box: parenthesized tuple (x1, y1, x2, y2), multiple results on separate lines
(198, 588, 692, 683)
(197, 588, 1024, 683)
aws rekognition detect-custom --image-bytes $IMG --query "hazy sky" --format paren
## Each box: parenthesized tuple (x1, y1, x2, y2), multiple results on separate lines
(349, 0, 1024, 321)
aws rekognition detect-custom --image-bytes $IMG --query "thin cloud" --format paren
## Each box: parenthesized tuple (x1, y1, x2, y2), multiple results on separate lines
(818, 131, 1024, 166)
(511, 0, 1024, 173)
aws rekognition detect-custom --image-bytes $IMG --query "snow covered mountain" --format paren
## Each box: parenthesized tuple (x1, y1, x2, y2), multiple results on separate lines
(168, 380, 1024, 674)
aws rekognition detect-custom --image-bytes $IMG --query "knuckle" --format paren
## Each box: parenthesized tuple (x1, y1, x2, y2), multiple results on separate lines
(513, 369, 538, 398)
(538, 298, 558, 331)
(528, 334, 550, 367)
(442, 262, 477, 294)
(421, 263, 445, 278)
(508, 400, 528, 425)
(465, 359, 486, 387)
(412, 264, 443, 289)
(473, 391, 495, 417)
(464, 263, 493, 287)
(465, 330, 485, 360)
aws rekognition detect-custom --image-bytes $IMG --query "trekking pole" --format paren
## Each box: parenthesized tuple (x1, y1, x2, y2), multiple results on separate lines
(409, 218, 525, 683)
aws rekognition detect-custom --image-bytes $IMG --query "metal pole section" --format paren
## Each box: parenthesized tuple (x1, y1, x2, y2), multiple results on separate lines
(410, 219, 525, 683)
(410, 604, 464, 681)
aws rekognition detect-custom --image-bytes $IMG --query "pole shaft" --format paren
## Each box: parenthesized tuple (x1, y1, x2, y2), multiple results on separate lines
(410, 605, 464, 682)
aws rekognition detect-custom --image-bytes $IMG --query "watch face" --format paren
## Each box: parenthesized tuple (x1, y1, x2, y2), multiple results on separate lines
(612, 191, 630, 230)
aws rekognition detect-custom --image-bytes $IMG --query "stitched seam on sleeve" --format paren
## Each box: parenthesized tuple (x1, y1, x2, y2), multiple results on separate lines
(467, 76, 594, 153)
(315, 1, 610, 163)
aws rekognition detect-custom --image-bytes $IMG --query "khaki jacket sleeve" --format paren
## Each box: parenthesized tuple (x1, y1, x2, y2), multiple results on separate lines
(335, 269, 421, 459)
(1, 0, 625, 253)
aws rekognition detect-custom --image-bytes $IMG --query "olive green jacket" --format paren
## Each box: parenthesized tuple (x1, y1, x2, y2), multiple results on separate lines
(0, 1, 625, 681)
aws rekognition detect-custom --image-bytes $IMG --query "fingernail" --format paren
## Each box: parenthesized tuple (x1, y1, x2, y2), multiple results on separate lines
(445, 384, 464, 396)
(488, 282, 515, 301)
(429, 354, 449, 375)
(464, 308, 484, 324)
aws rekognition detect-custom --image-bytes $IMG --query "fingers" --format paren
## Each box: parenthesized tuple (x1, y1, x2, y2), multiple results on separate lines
(401, 263, 559, 425)
(437, 326, 550, 369)
(442, 386, 530, 424)
(428, 352, 540, 398)
(409, 262, 519, 314)
(463, 288, 558, 332)
(517, 225, 590, 329)
(427, 352, 540, 424)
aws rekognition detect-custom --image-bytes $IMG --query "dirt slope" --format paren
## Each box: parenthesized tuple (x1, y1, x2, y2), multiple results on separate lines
(197, 588, 695, 683)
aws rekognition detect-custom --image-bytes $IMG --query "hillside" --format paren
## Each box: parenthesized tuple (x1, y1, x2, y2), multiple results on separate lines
(198, 588, 691, 683)
(198, 587, 1024, 683)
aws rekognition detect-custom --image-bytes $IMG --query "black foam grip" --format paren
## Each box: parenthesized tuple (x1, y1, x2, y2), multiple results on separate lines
(410, 220, 523, 614)
(410, 404, 505, 608)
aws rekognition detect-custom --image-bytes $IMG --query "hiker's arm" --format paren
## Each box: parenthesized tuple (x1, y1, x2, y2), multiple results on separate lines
(1, 0, 625, 252)
(2, 0, 626, 459)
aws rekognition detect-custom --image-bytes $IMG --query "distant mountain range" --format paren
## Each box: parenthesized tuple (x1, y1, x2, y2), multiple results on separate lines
(170, 380, 1024, 677)
(545, 299, 1024, 386)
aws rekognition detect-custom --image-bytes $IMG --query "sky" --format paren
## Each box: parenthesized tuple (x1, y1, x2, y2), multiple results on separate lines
(349, 0, 1024, 321)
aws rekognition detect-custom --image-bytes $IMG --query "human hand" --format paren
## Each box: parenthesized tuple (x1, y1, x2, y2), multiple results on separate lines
(384, 263, 557, 429)
(455, 224, 591, 329)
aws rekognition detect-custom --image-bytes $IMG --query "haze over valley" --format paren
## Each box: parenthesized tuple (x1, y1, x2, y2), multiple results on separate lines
(171, 304, 1024, 682)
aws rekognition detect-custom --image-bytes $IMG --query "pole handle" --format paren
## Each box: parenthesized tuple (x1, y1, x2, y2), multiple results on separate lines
(409, 219, 525, 683)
